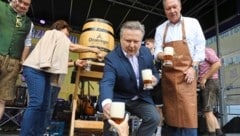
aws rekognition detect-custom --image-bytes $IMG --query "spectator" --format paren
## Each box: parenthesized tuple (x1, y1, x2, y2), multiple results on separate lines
(198, 47, 224, 136)
(145, 38, 155, 55)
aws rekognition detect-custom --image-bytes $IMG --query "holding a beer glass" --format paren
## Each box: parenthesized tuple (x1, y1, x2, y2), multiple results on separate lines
(110, 102, 125, 124)
(109, 102, 125, 131)
(163, 46, 174, 67)
(142, 69, 154, 90)
(100, 21, 161, 135)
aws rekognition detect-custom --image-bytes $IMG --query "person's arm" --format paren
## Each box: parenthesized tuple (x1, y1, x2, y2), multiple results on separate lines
(202, 61, 221, 80)
(69, 43, 103, 60)
(154, 23, 165, 61)
(199, 61, 221, 88)
(21, 46, 30, 64)
(192, 19, 206, 63)
(102, 101, 111, 119)
(21, 23, 34, 64)
(73, 59, 87, 68)
(108, 114, 129, 136)
(69, 43, 100, 53)
(156, 52, 164, 61)
(199, 48, 221, 88)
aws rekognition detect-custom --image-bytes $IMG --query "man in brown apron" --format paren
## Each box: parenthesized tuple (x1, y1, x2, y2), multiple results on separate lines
(154, 0, 206, 135)
(161, 20, 199, 135)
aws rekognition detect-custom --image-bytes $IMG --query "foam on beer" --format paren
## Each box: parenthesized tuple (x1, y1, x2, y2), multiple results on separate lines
(142, 69, 152, 81)
(164, 47, 174, 55)
(110, 102, 125, 119)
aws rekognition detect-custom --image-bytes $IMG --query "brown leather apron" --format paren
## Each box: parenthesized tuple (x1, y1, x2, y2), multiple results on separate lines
(161, 20, 197, 128)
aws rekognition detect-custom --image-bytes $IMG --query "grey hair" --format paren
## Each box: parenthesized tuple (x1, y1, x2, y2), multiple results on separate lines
(120, 21, 145, 38)
(163, 0, 182, 8)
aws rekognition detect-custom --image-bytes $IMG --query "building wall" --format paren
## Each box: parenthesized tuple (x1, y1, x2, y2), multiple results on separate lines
(207, 23, 240, 93)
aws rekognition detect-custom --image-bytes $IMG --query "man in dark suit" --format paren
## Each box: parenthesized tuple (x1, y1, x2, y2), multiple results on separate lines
(99, 21, 160, 136)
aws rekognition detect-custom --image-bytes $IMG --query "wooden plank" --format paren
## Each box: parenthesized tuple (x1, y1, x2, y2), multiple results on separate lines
(74, 120, 104, 130)
(89, 61, 105, 66)
(79, 71, 103, 81)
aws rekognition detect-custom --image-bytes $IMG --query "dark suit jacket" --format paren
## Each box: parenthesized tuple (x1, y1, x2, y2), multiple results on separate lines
(99, 45, 160, 109)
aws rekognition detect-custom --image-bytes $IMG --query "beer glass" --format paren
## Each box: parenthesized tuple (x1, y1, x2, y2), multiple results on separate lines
(163, 47, 174, 67)
(110, 102, 125, 124)
(141, 69, 153, 90)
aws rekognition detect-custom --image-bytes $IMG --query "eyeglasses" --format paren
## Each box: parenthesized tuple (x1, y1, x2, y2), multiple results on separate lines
(16, 15, 22, 28)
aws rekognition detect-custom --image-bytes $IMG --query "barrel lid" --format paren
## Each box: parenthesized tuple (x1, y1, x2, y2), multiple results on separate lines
(85, 18, 113, 26)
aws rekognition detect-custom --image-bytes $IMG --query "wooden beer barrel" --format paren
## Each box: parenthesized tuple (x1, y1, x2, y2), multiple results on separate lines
(79, 18, 115, 61)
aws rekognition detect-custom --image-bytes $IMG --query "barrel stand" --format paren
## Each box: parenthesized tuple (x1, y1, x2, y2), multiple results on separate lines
(69, 62, 104, 136)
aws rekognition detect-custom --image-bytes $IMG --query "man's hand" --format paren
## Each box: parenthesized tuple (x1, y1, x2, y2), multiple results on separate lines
(199, 77, 207, 89)
(184, 67, 196, 84)
(152, 75, 158, 87)
(103, 103, 111, 119)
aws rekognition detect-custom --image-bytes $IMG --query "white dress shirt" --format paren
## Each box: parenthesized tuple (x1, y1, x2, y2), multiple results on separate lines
(154, 16, 206, 62)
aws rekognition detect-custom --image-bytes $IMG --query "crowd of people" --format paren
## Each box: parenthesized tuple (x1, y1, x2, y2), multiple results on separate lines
(0, 0, 225, 136)
(100, 0, 224, 136)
